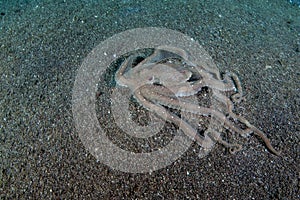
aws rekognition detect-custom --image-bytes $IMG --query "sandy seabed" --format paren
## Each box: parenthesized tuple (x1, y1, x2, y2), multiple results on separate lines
(0, 0, 299, 199)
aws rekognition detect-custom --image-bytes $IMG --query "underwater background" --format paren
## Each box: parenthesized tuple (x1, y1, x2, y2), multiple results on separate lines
(1, 0, 299, 199)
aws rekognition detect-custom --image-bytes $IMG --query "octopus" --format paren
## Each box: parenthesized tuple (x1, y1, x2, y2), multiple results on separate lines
(115, 46, 280, 156)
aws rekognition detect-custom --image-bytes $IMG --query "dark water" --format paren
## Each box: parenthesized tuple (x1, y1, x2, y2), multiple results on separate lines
(289, 0, 300, 6)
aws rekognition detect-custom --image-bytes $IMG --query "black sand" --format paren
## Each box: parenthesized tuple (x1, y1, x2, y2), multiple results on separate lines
(0, 0, 299, 199)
